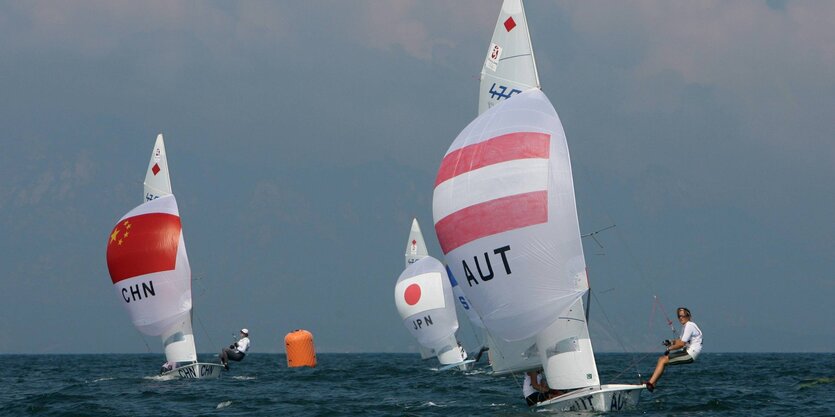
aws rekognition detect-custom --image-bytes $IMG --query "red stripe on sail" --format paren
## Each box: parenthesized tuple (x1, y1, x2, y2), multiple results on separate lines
(435, 132, 550, 187)
(106, 213, 181, 283)
(435, 191, 547, 254)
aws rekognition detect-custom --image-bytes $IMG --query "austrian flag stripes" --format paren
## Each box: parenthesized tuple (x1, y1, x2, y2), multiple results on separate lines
(433, 132, 550, 254)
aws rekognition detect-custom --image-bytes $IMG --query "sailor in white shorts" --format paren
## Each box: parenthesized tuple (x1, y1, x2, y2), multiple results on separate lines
(645, 307, 703, 392)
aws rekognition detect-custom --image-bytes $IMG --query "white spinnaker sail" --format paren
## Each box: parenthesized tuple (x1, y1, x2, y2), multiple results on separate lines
(106, 195, 197, 364)
(455, 257, 541, 375)
(479, 0, 540, 115)
(434, 89, 597, 386)
(144, 133, 173, 202)
(395, 256, 464, 365)
(405, 218, 429, 268)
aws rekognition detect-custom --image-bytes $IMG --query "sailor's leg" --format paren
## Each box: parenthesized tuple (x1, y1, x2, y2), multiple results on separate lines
(649, 354, 670, 385)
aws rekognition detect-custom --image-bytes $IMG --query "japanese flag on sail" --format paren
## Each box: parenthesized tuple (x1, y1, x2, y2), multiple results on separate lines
(395, 272, 445, 319)
(394, 256, 459, 348)
(105, 195, 192, 336)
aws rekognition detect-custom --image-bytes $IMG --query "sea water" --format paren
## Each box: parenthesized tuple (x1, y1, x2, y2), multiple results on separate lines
(1, 353, 832, 416)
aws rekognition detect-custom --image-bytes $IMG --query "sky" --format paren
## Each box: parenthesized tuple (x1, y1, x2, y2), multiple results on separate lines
(0, 1, 832, 355)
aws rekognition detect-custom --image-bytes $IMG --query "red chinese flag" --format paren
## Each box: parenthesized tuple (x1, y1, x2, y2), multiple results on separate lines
(106, 213, 181, 284)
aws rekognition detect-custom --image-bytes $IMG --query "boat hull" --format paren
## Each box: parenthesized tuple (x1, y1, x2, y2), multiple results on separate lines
(535, 384, 645, 412)
(160, 362, 224, 379)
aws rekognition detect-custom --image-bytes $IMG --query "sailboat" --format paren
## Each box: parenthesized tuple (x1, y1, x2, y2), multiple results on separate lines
(432, 2, 645, 409)
(405, 219, 436, 361)
(397, 218, 472, 370)
(473, 0, 549, 378)
(105, 134, 223, 379)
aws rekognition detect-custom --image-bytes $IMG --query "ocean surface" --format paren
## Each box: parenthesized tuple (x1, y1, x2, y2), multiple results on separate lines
(2, 353, 832, 416)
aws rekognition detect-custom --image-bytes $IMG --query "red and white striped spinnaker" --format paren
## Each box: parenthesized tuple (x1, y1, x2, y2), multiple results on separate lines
(433, 88, 589, 343)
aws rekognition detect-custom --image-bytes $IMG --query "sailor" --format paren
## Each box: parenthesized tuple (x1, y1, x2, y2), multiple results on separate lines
(159, 360, 176, 374)
(220, 328, 251, 370)
(645, 307, 703, 392)
(522, 369, 562, 406)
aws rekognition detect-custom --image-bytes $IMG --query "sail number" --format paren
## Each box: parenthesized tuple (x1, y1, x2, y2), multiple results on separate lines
(177, 365, 217, 378)
(488, 83, 522, 101)
(462, 245, 512, 287)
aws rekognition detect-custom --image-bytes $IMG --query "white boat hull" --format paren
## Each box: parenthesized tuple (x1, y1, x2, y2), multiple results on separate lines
(161, 362, 224, 379)
(535, 384, 645, 412)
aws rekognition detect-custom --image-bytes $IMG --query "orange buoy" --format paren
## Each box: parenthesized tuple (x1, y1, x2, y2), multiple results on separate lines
(285, 329, 317, 368)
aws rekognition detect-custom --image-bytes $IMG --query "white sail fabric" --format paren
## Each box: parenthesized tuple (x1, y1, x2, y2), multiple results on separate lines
(433, 89, 587, 342)
(537, 296, 600, 389)
(394, 257, 461, 357)
(462, 261, 541, 375)
(106, 195, 197, 363)
(405, 218, 429, 268)
(479, 0, 540, 115)
(485, 333, 542, 375)
(144, 133, 173, 202)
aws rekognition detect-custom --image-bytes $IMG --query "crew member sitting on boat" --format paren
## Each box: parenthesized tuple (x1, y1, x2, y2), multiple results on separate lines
(523, 369, 563, 406)
(220, 328, 250, 370)
(159, 360, 177, 374)
(645, 307, 703, 392)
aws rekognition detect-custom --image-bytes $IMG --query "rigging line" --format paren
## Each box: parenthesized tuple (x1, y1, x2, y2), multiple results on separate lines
(194, 310, 215, 352)
(653, 295, 677, 337)
(590, 289, 630, 355)
(573, 161, 675, 348)
(138, 332, 152, 353)
(191, 271, 216, 349)
(608, 351, 656, 383)
(590, 288, 648, 382)
(573, 159, 663, 298)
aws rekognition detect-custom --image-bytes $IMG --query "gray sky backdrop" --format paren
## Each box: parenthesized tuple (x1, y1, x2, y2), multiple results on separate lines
(1, 1, 832, 355)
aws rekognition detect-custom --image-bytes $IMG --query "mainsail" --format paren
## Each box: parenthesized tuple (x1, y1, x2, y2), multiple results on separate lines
(405, 218, 430, 268)
(395, 256, 467, 366)
(478, 0, 540, 115)
(433, 89, 599, 389)
(106, 195, 198, 364)
(144, 133, 173, 202)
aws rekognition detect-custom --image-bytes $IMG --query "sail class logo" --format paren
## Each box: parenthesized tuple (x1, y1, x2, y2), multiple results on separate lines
(106, 212, 181, 284)
(433, 131, 550, 254)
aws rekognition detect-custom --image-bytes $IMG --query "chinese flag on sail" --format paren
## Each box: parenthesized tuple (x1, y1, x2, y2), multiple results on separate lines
(106, 213, 181, 284)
